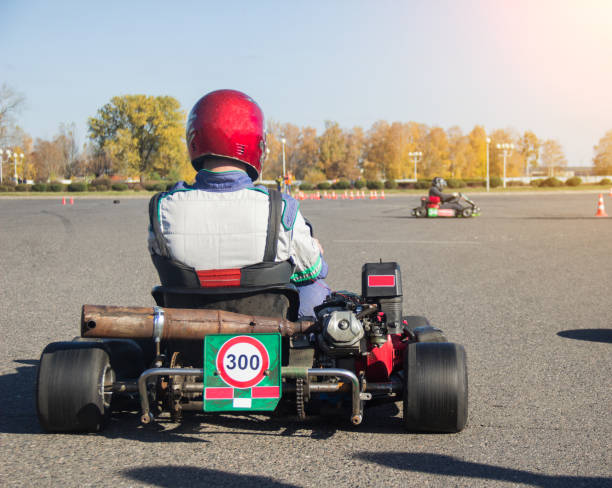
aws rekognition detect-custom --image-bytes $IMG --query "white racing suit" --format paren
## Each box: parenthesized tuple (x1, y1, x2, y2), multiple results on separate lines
(148, 169, 330, 317)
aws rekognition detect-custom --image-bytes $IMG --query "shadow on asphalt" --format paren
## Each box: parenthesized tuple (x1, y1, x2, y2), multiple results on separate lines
(123, 466, 299, 487)
(357, 452, 611, 488)
(557, 328, 612, 344)
(0, 360, 41, 434)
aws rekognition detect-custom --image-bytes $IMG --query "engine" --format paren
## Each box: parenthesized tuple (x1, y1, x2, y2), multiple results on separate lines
(313, 261, 404, 366)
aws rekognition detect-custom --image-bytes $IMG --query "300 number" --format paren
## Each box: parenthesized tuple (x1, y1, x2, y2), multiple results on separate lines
(225, 354, 260, 371)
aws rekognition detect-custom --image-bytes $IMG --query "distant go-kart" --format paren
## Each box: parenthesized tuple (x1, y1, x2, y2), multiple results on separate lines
(412, 193, 481, 218)
(36, 262, 468, 434)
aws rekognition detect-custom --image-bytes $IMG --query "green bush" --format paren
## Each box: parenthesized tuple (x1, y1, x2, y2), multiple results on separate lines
(489, 177, 502, 188)
(90, 177, 111, 191)
(353, 179, 366, 189)
(415, 179, 430, 189)
(299, 182, 313, 191)
(165, 182, 176, 191)
(599, 178, 611, 185)
(508, 180, 526, 187)
(48, 182, 64, 192)
(384, 179, 398, 189)
(530, 179, 542, 187)
(366, 180, 384, 190)
(0, 184, 16, 192)
(145, 182, 167, 191)
(31, 183, 48, 192)
(68, 182, 88, 192)
(15, 184, 30, 192)
(316, 182, 331, 190)
(131, 183, 143, 192)
(465, 179, 485, 188)
(540, 177, 563, 187)
(112, 183, 128, 191)
(447, 179, 466, 189)
(565, 176, 582, 187)
(332, 179, 351, 190)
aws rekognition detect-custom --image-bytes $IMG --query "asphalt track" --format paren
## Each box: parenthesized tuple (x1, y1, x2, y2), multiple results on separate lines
(0, 192, 611, 488)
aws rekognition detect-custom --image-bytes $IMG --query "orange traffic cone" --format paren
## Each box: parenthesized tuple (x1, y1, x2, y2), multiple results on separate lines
(332, 191, 337, 200)
(609, 187, 612, 197)
(361, 190, 366, 199)
(69, 196, 74, 205)
(380, 190, 386, 200)
(61, 196, 66, 205)
(349, 191, 354, 200)
(595, 194, 608, 217)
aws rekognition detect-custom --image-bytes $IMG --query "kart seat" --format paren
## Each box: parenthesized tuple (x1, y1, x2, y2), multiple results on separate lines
(151, 283, 300, 322)
(427, 196, 440, 208)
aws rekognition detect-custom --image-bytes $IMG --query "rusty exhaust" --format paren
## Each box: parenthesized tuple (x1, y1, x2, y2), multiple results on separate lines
(81, 305, 315, 340)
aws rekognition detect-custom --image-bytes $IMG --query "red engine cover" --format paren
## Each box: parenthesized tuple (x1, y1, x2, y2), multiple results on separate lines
(356, 335, 406, 382)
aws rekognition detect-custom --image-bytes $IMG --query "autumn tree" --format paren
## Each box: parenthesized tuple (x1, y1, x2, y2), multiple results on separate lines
(593, 130, 612, 175)
(30, 138, 66, 181)
(540, 139, 567, 176)
(363, 121, 390, 180)
(467, 125, 487, 178)
(518, 130, 540, 176)
(318, 121, 347, 179)
(341, 127, 364, 181)
(0, 84, 25, 146)
(422, 127, 450, 178)
(57, 123, 82, 177)
(88, 95, 189, 181)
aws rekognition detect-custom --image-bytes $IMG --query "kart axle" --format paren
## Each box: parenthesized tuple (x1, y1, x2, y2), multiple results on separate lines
(136, 367, 369, 426)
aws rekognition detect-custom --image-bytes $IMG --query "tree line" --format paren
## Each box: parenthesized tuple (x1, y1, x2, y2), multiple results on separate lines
(2, 84, 612, 183)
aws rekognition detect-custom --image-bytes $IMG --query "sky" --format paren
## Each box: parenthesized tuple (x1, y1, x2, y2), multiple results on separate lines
(1, 0, 611, 165)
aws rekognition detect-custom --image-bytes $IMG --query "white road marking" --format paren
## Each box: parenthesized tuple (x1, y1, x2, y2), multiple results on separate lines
(332, 240, 480, 245)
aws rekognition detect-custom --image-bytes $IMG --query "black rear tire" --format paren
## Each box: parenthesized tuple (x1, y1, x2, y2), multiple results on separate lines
(403, 342, 468, 433)
(37, 343, 114, 433)
(414, 207, 426, 218)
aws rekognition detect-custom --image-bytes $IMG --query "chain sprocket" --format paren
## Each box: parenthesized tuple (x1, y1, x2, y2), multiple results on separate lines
(296, 378, 306, 421)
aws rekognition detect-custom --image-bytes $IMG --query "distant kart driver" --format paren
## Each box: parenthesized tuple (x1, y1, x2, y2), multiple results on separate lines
(147, 89, 330, 318)
(428, 177, 463, 212)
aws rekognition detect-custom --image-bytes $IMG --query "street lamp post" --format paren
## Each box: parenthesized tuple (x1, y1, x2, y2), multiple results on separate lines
(5, 149, 12, 184)
(13, 152, 20, 183)
(0, 149, 4, 183)
(19, 153, 25, 182)
(280, 137, 286, 191)
(496, 143, 514, 189)
(486, 137, 491, 192)
(408, 151, 422, 181)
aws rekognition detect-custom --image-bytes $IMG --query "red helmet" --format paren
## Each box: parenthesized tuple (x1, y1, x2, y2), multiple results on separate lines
(186, 89, 266, 180)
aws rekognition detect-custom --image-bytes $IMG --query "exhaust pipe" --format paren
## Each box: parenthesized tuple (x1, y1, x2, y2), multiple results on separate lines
(81, 305, 316, 340)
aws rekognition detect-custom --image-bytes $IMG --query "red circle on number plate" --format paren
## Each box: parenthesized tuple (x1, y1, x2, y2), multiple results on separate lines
(216, 336, 270, 388)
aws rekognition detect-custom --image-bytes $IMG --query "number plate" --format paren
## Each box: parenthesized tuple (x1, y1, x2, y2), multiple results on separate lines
(203, 334, 282, 412)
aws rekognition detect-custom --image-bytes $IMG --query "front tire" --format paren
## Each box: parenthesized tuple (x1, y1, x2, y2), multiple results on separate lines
(403, 342, 468, 433)
(37, 343, 115, 433)
(461, 207, 473, 218)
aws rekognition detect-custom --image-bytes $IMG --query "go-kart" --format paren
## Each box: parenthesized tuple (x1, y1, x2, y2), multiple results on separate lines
(412, 193, 481, 218)
(36, 262, 468, 434)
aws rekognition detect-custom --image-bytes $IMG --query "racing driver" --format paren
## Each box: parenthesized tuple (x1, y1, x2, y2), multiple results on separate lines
(147, 89, 330, 318)
(429, 177, 463, 211)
